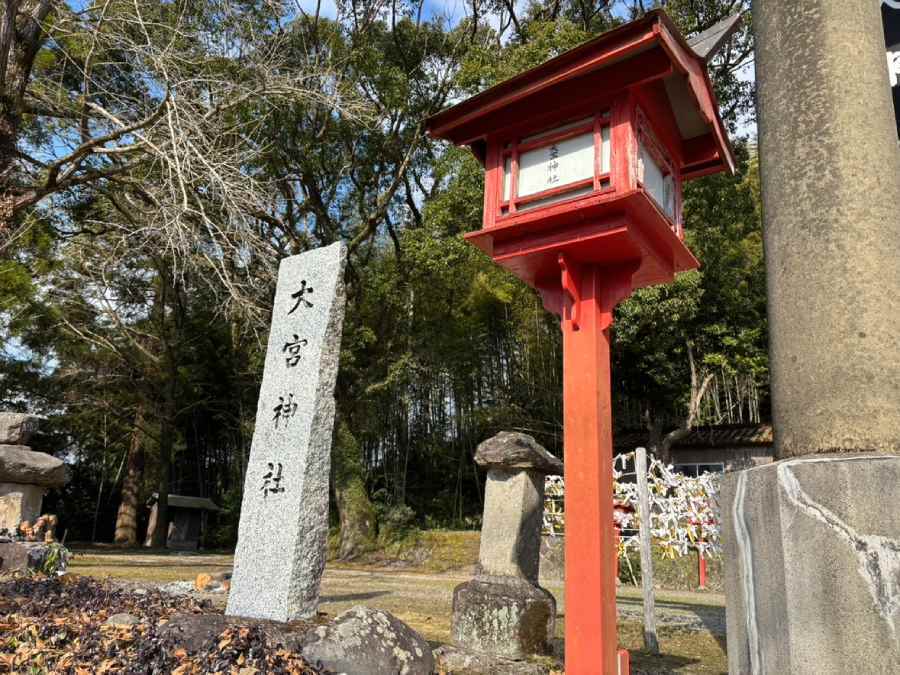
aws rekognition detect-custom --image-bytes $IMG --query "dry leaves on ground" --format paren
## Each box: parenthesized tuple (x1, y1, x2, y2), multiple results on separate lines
(0, 575, 325, 674)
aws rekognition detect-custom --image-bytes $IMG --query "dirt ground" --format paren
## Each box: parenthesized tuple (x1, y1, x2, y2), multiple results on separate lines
(68, 547, 727, 673)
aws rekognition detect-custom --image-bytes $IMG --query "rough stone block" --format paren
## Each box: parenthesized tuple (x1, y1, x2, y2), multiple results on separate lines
(0, 541, 52, 572)
(433, 645, 550, 674)
(0, 446, 69, 487)
(0, 414, 39, 445)
(475, 432, 563, 475)
(302, 606, 434, 675)
(0, 483, 44, 532)
(226, 242, 346, 622)
(478, 469, 545, 582)
(724, 455, 900, 675)
(452, 576, 555, 659)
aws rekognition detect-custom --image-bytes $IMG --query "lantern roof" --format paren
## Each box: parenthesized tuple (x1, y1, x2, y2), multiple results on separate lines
(427, 10, 735, 180)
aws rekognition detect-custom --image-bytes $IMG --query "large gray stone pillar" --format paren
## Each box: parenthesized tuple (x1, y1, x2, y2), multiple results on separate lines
(725, 4, 900, 673)
(755, 1, 900, 458)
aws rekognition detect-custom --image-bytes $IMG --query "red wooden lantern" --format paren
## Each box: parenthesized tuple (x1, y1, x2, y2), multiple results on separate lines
(428, 10, 733, 675)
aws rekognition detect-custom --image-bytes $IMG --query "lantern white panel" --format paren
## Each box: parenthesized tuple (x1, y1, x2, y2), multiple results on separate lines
(503, 155, 512, 202)
(600, 126, 611, 174)
(518, 131, 594, 198)
(639, 141, 675, 220)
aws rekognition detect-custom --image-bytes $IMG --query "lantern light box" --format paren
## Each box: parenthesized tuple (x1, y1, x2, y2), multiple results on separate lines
(427, 9, 735, 306)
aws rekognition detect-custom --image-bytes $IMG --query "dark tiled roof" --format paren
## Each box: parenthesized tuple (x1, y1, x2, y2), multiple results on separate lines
(147, 493, 222, 511)
(614, 424, 774, 451)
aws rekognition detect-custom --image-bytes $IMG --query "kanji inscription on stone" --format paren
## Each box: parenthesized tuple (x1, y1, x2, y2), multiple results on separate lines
(226, 241, 346, 622)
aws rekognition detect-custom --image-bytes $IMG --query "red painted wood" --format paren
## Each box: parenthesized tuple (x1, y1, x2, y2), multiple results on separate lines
(509, 147, 519, 214)
(428, 26, 659, 140)
(562, 263, 635, 675)
(618, 649, 631, 675)
(426, 14, 735, 674)
(445, 48, 673, 150)
(426, 11, 734, 176)
(483, 141, 501, 231)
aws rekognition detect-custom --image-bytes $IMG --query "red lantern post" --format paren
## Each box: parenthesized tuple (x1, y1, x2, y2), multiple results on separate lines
(427, 11, 733, 673)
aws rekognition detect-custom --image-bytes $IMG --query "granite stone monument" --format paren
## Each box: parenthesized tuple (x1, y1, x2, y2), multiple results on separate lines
(226, 242, 347, 622)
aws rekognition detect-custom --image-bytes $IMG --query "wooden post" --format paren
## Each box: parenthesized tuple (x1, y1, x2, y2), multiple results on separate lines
(561, 261, 635, 674)
(698, 545, 707, 590)
(635, 446, 659, 654)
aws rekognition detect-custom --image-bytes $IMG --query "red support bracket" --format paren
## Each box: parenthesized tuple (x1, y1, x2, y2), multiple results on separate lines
(559, 253, 582, 330)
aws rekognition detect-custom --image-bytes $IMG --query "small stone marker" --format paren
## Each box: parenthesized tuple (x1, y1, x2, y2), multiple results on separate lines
(226, 242, 347, 622)
(452, 431, 561, 659)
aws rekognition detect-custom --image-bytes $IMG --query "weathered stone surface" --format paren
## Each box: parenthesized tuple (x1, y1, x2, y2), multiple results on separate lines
(0, 483, 44, 532)
(755, 0, 900, 460)
(302, 606, 434, 675)
(159, 613, 311, 654)
(433, 645, 549, 674)
(0, 541, 52, 572)
(478, 468, 545, 583)
(0, 414, 39, 445)
(0, 446, 69, 488)
(475, 432, 562, 475)
(104, 613, 139, 626)
(227, 242, 346, 623)
(452, 576, 555, 660)
(724, 456, 900, 674)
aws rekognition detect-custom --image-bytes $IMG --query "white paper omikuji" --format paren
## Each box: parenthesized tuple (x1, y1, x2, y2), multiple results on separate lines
(542, 450, 721, 560)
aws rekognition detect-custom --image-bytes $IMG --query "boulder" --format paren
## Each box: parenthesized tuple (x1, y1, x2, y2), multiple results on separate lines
(433, 645, 551, 674)
(0, 414, 39, 446)
(452, 576, 555, 660)
(158, 613, 310, 654)
(474, 432, 562, 476)
(301, 606, 434, 675)
(0, 446, 69, 487)
(0, 541, 53, 572)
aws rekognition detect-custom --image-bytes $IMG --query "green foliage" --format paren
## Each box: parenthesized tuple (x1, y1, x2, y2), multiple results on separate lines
(38, 544, 72, 577)
(2, 0, 766, 542)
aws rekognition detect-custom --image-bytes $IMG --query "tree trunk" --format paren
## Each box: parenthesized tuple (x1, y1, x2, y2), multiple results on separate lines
(114, 404, 146, 546)
(647, 341, 716, 466)
(151, 380, 176, 548)
(0, 103, 18, 236)
(332, 419, 376, 560)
